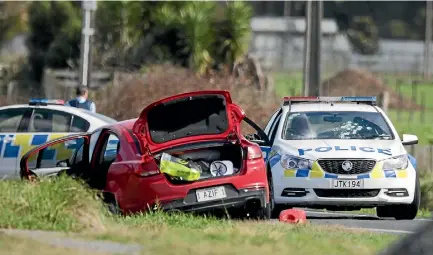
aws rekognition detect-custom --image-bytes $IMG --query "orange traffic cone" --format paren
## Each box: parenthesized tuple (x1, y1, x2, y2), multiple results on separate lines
(279, 209, 307, 224)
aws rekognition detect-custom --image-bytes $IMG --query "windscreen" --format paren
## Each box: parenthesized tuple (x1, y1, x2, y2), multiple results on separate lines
(147, 95, 229, 143)
(282, 111, 394, 140)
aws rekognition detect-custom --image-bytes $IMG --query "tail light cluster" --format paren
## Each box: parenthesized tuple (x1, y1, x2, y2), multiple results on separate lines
(134, 157, 160, 177)
(247, 144, 263, 160)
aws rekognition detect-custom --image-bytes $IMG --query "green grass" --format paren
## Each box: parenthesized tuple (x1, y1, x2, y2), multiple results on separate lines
(0, 176, 397, 255)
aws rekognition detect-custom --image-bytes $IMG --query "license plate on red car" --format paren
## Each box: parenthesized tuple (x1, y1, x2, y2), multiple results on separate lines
(196, 186, 227, 202)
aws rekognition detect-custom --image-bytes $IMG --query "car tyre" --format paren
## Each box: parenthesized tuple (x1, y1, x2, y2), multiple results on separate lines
(267, 166, 288, 218)
(377, 174, 420, 220)
(248, 203, 271, 220)
(394, 174, 421, 220)
(103, 193, 121, 215)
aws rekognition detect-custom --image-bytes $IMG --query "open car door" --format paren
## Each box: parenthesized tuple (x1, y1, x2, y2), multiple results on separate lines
(242, 117, 271, 162)
(20, 133, 91, 180)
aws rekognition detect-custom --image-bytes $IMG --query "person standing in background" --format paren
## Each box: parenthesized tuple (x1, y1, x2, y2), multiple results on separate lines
(65, 86, 96, 113)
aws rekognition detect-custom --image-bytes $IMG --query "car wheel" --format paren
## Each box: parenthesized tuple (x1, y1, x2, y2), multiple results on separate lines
(377, 174, 420, 220)
(267, 166, 287, 218)
(248, 203, 271, 220)
(376, 205, 394, 218)
(394, 174, 421, 220)
(103, 193, 121, 215)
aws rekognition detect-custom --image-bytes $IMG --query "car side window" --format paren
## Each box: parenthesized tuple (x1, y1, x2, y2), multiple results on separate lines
(70, 115, 90, 132)
(0, 108, 27, 132)
(264, 109, 282, 136)
(72, 143, 84, 164)
(29, 109, 72, 132)
(89, 129, 102, 162)
(101, 134, 120, 164)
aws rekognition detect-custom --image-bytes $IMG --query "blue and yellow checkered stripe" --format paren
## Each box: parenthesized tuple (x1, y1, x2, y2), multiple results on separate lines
(268, 150, 408, 179)
(0, 134, 79, 161)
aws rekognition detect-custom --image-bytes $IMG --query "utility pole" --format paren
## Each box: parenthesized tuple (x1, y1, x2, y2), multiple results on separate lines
(283, 1, 291, 16)
(424, 0, 432, 80)
(79, 0, 97, 88)
(302, 0, 323, 96)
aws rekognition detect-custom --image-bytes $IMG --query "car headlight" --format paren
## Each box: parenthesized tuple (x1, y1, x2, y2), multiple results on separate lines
(280, 154, 313, 170)
(382, 155, 408, 170)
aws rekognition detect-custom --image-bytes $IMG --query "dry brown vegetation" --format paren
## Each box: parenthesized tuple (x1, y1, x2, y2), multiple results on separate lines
(321, 69, 421, 110)
(93, 65, 280, 128)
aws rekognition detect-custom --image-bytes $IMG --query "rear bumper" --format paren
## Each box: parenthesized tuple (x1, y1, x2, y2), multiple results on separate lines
(159, 185, 267, 213)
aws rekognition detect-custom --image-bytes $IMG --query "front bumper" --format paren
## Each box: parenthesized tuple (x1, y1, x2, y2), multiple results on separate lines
(272, 167, 417, 207)
(159, 185, 267, 213)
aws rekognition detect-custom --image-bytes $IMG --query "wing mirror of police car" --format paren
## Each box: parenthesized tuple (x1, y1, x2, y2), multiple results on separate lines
(56, 159, 70, 168)
(402, 134, 418, 146)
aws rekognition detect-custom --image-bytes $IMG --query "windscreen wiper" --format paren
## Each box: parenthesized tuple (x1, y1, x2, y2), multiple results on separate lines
(361, 134, 392, 140)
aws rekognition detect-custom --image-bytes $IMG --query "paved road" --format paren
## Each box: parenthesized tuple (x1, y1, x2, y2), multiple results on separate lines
(297, 209, 432, 234)
(0, 229, 143, 254)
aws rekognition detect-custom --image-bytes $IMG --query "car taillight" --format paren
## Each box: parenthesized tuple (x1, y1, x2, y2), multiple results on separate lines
(247, 145, 263, 160)
(134, 159, 160, 177)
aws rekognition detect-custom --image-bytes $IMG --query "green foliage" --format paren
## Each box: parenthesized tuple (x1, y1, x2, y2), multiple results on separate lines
(94, 1, 252, 74)
(213, 1, 253, 69)
(388, 19, 408, 39)
(0, 2, 29, 45)
(27, 1, 81, 84)
(347, 16, 379, 55)
(420, 171, 433, 211)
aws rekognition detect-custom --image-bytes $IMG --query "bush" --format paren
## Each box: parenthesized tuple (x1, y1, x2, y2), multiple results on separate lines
(420, 171, 433, 211)
(93, 64, 279, 129)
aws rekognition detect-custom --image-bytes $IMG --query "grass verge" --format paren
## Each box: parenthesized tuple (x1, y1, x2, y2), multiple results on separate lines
(0, 176, 396, 255)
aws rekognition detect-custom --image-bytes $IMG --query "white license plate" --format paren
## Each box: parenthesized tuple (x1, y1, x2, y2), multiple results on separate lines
(332, 179, 364, 189)
(196, 186, 227, 202)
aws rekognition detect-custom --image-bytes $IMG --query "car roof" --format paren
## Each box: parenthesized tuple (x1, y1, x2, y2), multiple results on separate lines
(282, 102, 378, 113)
(0, 104, 117, 124)
(116, 118, 138, 130)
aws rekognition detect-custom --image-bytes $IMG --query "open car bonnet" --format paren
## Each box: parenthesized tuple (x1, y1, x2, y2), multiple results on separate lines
(132, 90, 243, 153)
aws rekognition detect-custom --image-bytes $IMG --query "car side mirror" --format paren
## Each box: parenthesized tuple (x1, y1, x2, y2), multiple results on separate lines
(402, 134, 418, 146)
(56, 159, 70, 168)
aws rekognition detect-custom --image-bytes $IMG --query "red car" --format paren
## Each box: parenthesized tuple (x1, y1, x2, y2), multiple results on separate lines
(20, 91, 271, 219)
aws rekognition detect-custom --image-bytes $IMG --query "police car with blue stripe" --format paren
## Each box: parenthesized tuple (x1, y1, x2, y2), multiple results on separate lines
(0, 99, 117, 180)
(253, 96, 420, 220)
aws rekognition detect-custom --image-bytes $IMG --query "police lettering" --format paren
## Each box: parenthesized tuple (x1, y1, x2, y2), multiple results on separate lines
(298, 146, 392, 156)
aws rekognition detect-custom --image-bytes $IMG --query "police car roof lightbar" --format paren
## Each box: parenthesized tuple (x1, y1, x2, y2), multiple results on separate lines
(283, 96, 377, 106)
(29, 99, 65, 106)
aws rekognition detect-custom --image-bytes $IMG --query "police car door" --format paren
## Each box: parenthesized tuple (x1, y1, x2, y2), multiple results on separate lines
(18, 107, 81, 176)
(242, 116, 271, 160)
(260, 109, 283, 162)
(0, 107, 32, 179)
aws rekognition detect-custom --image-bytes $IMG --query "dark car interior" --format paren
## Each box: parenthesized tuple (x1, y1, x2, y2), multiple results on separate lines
(147, 95, 229, 143)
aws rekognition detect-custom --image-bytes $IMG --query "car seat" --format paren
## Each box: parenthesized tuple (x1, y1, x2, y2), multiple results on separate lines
(290, 115, 313, 137)
(33, 115, 52, 132)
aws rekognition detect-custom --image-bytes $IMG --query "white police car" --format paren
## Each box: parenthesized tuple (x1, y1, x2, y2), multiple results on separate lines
(256, 96, 420, 220)
(0, 99, 117, 180)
